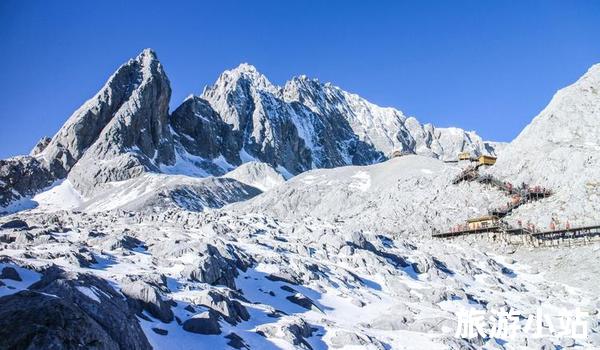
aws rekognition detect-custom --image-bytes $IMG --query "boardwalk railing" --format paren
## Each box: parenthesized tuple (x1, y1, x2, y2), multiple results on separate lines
(432, 223, 600, 246)
(452, 166, 552, 220)
(432, 226, 502, 239)
(532, 225, 600, 241)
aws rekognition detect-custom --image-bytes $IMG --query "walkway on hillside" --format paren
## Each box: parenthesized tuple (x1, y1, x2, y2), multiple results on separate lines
(452, 166, 552, 218)
(432, 223, 600, 247)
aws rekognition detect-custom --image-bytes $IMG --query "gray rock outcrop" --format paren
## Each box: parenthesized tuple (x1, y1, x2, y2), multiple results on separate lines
(170, 95, 242, 170)
(0, 156, 55, 207)
(0, 291, 121, 350)
(29, 136, 51, 156)
(120, 279, 174, 323)
(0, 266, 22, 281)
(63, 49, 175, 195)
(182, 310, 222, 335)
(0, 265, 151, 350)
(181, 244, 241, 289)
(189, 289, 250, 325)
(256, 316, 314, 350)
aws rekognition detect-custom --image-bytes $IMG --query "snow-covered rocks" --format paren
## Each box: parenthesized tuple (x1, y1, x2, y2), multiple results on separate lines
(328, 330, 385, 349)
(0, 207, 599, 349)
(120, 279, 174, 323)
(179, 243, 246, 289)
(185, 289, 250, 325)
(0, 156, 55, 208)
(0, 261, 151, 350)
(490, 63, 600, 228)
(237, 155, 507, 236)
(182, 310, 222, 335)
(0, 291, 129, 349)
(256, 316, 314, 349)
(223, 161, 286, 191)
(29, 136, 51, 156)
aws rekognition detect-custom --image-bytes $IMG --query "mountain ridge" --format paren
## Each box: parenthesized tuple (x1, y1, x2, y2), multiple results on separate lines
(1, 48, 499, 209)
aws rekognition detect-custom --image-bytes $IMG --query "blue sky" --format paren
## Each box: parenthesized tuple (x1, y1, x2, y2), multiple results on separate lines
(1, 1, 599, 159)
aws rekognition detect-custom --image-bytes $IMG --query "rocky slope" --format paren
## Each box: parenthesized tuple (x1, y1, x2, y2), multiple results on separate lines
(1, 49, 497, 211)
(2, 208, 598, 350)
(235, 155, 507, 237)
(488, 64, 600, 228)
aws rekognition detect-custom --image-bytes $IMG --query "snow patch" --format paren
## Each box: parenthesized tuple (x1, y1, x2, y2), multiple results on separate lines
(32, 180, 84, 211)
(75, 286, 101, 303)
(349, 171, 371, 192)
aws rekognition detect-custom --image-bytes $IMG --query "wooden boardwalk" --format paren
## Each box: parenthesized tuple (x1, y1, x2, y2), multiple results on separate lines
(532, 224, 600, 241)
(440, 164, 597, 246)
(452, 166, 552, 219)
(433, 224, 600, 246)
(432, 226, 502, 239)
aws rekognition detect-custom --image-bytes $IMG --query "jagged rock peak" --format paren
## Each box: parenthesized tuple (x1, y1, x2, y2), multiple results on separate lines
(131, 48, 167, 83)
(137, 47, 158, 61)
(200, 63, 280, 133)
(208, 62, 278, 94)
(230, 62, 260, 75)
(282, 75, 329, 107)
(1, 49, 175, 207)
(38, 48, 171, 178)
(36, 48, 175, 195)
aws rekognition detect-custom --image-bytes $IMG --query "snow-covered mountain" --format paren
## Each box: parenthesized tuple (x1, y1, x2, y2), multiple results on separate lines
(281, 75, 497, 162)
(1, 49, 498, 210)
(488, 64, 600, 228)
(492, 63, 600, 187)
(2, 49, 600, 350)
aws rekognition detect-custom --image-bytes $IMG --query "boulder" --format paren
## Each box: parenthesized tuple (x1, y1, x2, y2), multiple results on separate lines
(189, 289, 249, 325)
(286, 293, 322, 312)
(329, 331, 384, 349)
(0, 219, 29, 230)
(256, 316, 314, 350)
(0, 266, 22, 281)
(120, 279, 174, 323)
(151, 328, 168, 336)
(17, 266, 151, 349)
(370, 313, 412, 331)
(0, 291, 120, 350)
(99, 234, 144, 251)
(225, 332, 249, 349)
(180, 243, 249, 289)
(266, 271, 300, 285)
(182, 310, 222, 335)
